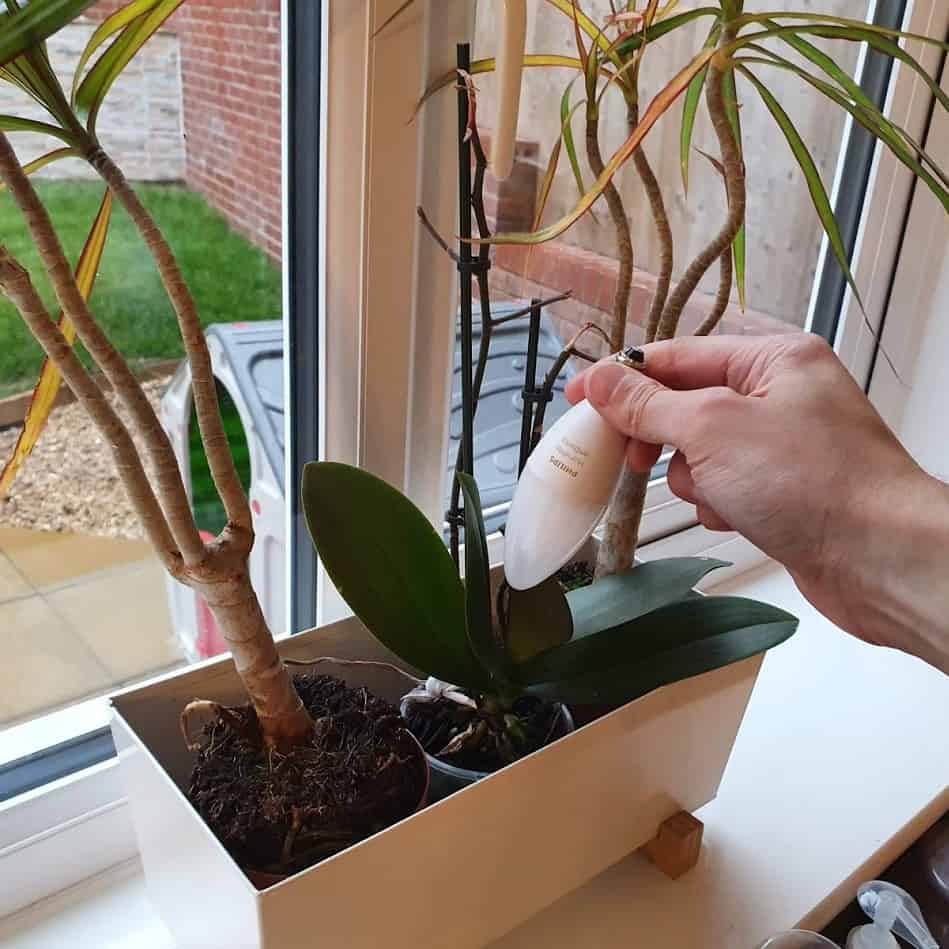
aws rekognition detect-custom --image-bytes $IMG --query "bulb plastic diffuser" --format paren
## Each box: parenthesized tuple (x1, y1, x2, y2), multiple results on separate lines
(490, 0, 527, 180)
(503, 400, 627, 590)
(846, 881, 938, 949)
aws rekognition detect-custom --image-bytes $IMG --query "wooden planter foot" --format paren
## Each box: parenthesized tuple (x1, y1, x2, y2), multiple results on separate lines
(641, 810, 704, 880)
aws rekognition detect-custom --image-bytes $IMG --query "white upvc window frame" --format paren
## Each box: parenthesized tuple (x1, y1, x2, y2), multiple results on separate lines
(1, 0, 945, 919)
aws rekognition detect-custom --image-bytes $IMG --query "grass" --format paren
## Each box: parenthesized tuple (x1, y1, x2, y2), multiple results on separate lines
(0, 180, 282, 396)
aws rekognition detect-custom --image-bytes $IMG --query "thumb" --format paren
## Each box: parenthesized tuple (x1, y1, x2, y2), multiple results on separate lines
(584, 362, 698, 448)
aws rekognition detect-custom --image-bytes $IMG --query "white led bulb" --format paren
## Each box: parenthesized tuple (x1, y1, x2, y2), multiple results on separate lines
(503, 399, 628, 590)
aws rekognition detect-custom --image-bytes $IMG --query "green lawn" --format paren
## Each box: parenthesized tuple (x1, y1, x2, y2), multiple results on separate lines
(0, 180, 281, 396)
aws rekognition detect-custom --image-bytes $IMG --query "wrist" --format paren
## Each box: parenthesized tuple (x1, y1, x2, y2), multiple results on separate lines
(833, 469, 949, 672)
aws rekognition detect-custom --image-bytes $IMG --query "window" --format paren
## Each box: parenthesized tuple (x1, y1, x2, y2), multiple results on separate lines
(417, 0, 924, 551)
(1, 0, 945, 915)
(0, 0, 321, 892)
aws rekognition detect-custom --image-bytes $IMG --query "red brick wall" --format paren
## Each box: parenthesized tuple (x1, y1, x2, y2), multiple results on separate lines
(86, 0, 283, 261)
(176, 0, 282, 261)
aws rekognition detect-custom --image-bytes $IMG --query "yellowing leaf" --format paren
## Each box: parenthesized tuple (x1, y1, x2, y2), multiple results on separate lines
(0, 189, 112, 497)
(0, 146, 76, 190)
(415, 54, 597, 118)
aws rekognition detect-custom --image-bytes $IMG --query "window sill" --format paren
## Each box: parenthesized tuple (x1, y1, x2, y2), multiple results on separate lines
(3, 562, 948, 947)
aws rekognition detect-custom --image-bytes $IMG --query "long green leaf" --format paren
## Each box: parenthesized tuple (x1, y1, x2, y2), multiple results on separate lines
(0, 145, 76, 190)
(616, 7, 721, 57)
(765, 19, 874, 112)
(529, 615, 796, 705)
(743, 41, 947, 185)
(0, 0, 96, 68)
(567, 557, 730, 639)
(457, 472, 506, 682)
(501, 577, 573, 664)
(483, 48, 716, 247)
(721, 66, 746, 310)
(680, 20, 721, 194)
(75, 0, 184, 134)
(738, 65, 864, 312)
(71, 0, 160, 104)
(739, 50, 949, 210)
(0, 113, 71, 139)
(800, 25, 949, 115)
(560, 79, 589, 212)
(302, 462, 490, 691)
(533, 136, 562, 233)
(729, 24, 949, 110)
(735, 13, 949, 50)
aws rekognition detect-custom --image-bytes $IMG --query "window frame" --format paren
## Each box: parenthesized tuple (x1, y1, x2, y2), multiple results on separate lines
(1, 0, 945, 917)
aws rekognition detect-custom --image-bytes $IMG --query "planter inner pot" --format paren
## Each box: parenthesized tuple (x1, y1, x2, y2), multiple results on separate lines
(185, 670, 429, 885)
(402, 697, 575, 799)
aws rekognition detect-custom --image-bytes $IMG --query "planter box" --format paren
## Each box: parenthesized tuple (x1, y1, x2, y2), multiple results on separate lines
(112, 612, 761, 949)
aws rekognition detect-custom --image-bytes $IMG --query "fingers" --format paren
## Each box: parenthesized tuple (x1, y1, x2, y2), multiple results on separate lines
(667, 451, 731, 530)
(696, 503, 733, 532)
(566, 333, 805, 401)
(627, 439, 662, 473)
(581, 362, 701, 447)
(666, 450, 696, 503)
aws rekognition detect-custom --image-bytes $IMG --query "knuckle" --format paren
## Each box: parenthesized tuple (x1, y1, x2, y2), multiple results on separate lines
(785, 332, 832, 365)
(620, 379, 660, 437)
(684, 387, 738, 442)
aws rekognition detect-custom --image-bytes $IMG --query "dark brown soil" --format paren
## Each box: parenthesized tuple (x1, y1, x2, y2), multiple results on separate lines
(186, 675, 427, 881)
(556, 560, 594, 592)
(403, 694, 568, 773)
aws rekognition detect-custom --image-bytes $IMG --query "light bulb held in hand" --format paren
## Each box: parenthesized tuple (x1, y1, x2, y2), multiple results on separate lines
(503, 399, 629, 590)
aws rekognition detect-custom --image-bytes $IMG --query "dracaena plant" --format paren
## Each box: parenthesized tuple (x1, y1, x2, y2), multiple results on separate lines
(409, 0, 949, 579)
(302, 463, 797, 764)
(0, 0, 314, 748)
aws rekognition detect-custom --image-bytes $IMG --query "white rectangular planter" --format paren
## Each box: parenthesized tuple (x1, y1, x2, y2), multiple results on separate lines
(112, 616, 762, 949)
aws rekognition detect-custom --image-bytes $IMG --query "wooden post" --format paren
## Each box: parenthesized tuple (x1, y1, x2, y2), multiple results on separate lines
(641, 810, 704, 880)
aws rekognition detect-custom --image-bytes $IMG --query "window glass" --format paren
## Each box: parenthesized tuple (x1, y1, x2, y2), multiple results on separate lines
(0, 0, 286, 730)
(446, 0, 873, 528)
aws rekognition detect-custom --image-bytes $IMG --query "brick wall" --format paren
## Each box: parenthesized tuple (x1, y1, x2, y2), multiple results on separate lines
(176, 0, 283, 261)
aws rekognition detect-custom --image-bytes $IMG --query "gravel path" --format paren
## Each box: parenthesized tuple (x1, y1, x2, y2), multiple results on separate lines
(0, 377, 172, 539)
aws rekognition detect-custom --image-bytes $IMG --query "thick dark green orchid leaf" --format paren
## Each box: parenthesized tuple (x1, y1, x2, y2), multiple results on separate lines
(457, 472, 508, 682)
(529, 612, 796, 706)
(739, 65, 864, 312)
(0, 0, 96, 69)
(567, 557, 730, 639)
(302, 462, 490, 691)
(517, 597, 798, 704)
(500, 577, 573, 664)
(516, 595, 797, 688)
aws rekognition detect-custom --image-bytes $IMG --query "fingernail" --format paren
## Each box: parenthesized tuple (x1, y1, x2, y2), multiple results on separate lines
(586, 364, 627, 407)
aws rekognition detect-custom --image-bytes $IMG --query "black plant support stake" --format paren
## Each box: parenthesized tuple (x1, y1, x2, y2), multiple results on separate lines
(517, 299, 543, 475)
(457, 42, 475, 482)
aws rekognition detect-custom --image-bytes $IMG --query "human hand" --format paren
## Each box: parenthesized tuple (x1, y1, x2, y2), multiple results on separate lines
(565, 334, 949, 672)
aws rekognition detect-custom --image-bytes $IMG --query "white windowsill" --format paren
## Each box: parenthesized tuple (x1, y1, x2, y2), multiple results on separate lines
(2, 561, 948, 948)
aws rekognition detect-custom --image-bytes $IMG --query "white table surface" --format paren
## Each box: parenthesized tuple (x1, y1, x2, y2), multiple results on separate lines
(3, 563, 948, 949)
